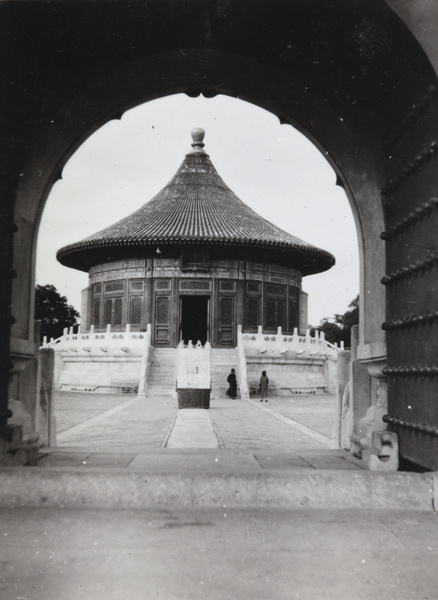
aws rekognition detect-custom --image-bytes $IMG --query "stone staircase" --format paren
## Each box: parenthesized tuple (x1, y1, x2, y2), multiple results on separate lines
(147, 347, 178, 397)
(210, 348, 239, 398)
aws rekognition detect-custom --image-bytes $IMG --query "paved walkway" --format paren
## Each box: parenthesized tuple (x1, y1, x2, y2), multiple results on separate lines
(39, 391, 361, 472)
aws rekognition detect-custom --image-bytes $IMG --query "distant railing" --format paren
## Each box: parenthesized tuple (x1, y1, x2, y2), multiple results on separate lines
(41, 324, 148, 354)
(241, 326, 342, 357)
(137, 325, 152, 397)
(237, 326, 249, 400)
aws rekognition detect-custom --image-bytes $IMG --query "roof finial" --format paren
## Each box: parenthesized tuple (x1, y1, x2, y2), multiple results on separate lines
(191, 127, 205, 153)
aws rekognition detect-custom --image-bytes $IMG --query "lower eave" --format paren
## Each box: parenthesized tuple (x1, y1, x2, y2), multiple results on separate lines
(56, 237, 335, 276)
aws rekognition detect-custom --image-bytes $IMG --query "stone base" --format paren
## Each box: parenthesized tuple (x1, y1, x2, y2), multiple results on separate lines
(177, 389, 210, 409)
(0, 425, 39, 466)
(351, 429, 399, 471)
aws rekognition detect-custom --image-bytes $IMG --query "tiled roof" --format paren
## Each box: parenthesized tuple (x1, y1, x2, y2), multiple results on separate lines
(57, 129, 335, 275)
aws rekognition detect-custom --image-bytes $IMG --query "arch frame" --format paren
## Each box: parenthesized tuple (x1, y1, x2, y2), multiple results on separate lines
(2, 0, 438, 468)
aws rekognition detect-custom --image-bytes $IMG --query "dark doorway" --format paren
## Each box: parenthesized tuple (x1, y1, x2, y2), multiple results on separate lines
(180, 296, 209, 345)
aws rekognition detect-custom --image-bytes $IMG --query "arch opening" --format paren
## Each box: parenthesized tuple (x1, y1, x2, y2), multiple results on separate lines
(35, 94, 359, 455)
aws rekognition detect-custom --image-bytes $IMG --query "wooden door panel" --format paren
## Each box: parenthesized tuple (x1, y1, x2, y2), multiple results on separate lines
(219, 296, 234, 345)
(383, 88, 438, 469)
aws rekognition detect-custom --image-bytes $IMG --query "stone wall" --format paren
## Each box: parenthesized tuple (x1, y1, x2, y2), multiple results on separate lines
(245, 352, 329, 395)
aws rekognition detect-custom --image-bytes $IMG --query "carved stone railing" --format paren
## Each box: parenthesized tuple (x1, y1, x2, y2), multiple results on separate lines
(137, 325, 152, 397)
(41, 324, 147, 354)
(241, 326, 342, 357)
(237, 325, 249, 400)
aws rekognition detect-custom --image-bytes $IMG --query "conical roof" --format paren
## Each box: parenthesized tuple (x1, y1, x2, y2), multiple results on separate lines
(57, 128, 335, 275)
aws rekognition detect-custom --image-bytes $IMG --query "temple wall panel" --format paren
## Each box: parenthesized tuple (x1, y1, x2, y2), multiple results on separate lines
(86, 258, 305, 346)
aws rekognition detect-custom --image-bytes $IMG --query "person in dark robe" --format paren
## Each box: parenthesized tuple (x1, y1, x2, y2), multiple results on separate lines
(259, 371, 269, 402)
(227, 368, 237, 399)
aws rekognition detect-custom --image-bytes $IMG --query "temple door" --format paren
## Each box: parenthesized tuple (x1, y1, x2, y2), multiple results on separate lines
(154, 295, 171, 345)
(383, 85, 438, 470)
(218, 296, 235, 346)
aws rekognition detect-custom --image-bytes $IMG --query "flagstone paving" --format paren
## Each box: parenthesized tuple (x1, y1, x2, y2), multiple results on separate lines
(39, 390, 362, 472)
(52, 391, 336, 453)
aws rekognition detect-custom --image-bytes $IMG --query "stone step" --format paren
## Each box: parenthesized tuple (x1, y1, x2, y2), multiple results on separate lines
(147, 348, 178, 397)
(0, 465, 434, 511)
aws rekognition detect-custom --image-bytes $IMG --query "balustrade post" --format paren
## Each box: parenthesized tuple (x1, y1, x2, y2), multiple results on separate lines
(320, 331, 326, 352)
(275, 326, 283, 351)
(292, 327, 299, 352)
(256, 325, 263, 348)
(305, 329, 311, 353)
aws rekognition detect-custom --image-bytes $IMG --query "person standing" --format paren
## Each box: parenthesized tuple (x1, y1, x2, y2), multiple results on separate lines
(260, 371, 269, 402)
(227, 368, 237, 399)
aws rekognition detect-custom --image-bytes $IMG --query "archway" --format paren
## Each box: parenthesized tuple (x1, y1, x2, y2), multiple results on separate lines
(3, 0, 438, 468)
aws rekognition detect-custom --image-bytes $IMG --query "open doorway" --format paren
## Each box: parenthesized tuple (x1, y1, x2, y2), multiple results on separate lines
(180, 296, 209, 345)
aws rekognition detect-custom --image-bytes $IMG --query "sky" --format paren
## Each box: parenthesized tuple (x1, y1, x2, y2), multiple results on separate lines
(36, 93, 359, 326)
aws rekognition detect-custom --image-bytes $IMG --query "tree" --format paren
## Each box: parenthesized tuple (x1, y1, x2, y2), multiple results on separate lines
(334, 295, 359, 332)
(35, 284, 80, 342)
(311, 295, 359, 347)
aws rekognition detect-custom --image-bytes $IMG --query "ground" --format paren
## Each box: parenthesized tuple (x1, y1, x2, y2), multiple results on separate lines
(3, 391, 437, 600)
(2, 506, 438, 600)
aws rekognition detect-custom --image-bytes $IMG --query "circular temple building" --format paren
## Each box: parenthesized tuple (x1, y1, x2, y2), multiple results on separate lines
(57, 128, 334, 349)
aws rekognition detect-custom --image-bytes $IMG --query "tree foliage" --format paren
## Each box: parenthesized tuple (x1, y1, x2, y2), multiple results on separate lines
(35, 284, 80, 341)
(310, 295, 359, 347)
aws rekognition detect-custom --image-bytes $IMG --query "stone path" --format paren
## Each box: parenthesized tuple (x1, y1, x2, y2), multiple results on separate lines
(52, 391, 335, 453)
(54, 392, 178, 451)
(37, 390, 364, 472)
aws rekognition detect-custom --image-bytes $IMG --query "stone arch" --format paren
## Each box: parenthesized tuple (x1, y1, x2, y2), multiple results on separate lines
(3, 0, 438, 468)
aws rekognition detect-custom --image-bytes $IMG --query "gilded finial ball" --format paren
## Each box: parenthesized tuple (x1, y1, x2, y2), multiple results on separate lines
(191, 127, 205, 144)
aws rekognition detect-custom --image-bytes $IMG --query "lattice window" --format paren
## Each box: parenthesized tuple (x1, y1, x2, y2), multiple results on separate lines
(113, 298, 123, 325)
(180, 280, 210, 290)
(277, 301, 285, 330)
(220, 297, 233, 326)
(94, 283, 101, 295)
(130, 280, 144, 291)
(266, 300, 276, 329)
(247, 282, 261, 294)
(288, 286, 297, 300)
(104, 299, 112, 324)
(156, 296, 170, 324)
(93, 299, 100, 327)
(156, 280, 171, 290)
(266, 300, 286, 330)
(220, 280, 235, 291)
(289, 301, 297, 330)
(130, 296, 142, 325)
(103, 297, 123, 326)
(267, 284, 286, 296)
(246, 298, 259, 328)
(105, 281, 123, 293)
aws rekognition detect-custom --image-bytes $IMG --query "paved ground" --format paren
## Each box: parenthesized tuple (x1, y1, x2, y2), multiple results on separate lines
(3, 391, 438, 599)
(2, 506, 438, 600)
(54, 391, 337, 449)
(41, 391, 358, 471)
